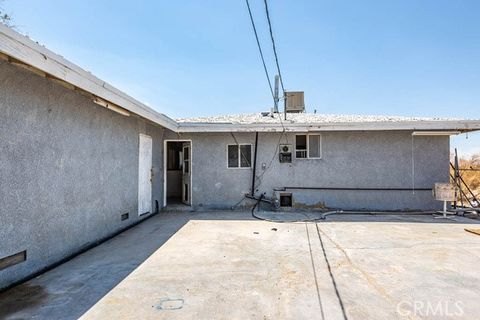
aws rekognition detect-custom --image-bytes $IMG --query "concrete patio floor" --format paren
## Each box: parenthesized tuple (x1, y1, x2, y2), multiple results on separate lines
(1, 211, 480, 320)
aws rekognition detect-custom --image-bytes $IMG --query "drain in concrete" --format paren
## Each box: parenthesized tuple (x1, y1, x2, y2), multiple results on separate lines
(155, 298, 184, 310)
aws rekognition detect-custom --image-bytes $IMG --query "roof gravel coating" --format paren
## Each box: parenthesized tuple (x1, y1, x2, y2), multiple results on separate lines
(176, 113, 461, 124)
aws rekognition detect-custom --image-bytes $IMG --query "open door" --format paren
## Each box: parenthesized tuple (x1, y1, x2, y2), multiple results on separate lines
(182, 142, 191, 205)
(138, 134, 152, 215)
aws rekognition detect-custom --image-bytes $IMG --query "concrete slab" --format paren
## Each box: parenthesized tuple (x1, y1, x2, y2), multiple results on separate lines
(1, 212, 480, 319)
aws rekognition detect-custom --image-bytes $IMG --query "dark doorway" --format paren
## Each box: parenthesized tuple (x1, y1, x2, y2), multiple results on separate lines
(166, 141, 192, 206)
(166, 142, 183, 204)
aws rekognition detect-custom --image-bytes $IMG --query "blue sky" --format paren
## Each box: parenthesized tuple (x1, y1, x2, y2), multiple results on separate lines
(4, 0, 480, 156)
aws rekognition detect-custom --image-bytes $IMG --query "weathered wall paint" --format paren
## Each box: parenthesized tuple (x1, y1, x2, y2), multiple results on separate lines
(163, 131, 449, 211)
(0, 61, 165, 290)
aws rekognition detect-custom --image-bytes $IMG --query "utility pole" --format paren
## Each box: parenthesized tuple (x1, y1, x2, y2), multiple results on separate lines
(273, 75, 279, 113)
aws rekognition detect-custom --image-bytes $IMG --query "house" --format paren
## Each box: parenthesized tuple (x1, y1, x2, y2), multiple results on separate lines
(172, 113, 473, 211)
(1, 23, 480, 291)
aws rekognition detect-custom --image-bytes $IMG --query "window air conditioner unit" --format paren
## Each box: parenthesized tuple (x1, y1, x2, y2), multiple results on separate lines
(279, 144, 292, 163)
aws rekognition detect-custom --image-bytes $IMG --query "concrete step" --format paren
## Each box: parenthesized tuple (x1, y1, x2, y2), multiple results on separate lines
(163, 204, 193, 212)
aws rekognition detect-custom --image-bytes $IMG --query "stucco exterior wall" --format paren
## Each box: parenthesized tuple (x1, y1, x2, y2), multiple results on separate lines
(0, 57, 451, 290)
(0, 61, 165, 290)
(164, 131, 449, 211)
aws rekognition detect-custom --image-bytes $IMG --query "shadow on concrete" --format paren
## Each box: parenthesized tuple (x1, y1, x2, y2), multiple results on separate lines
(0, 211, 275, 319)
(0, 210, 478, 319)
(0, 212, 192, 320)
(315, 223, 349, 320)
(249, 210, 480, 225)
(320, 212, 480, 224)
(0, 284, 49, 319)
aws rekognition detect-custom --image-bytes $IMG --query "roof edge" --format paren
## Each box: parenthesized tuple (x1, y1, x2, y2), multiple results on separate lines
(0, 24, 178, 131)
(177, 120, 480, 133)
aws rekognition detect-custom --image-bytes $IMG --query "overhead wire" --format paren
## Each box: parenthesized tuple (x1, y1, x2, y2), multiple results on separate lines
(262, 0, 289, 139)
(254, 130, 285, 190)
(276, 111, 288, 143)
(245, 0, 275, 101)
(244, 0, 291, 206)
(230, 132, 252, 168)
(263, 0, 285, 94)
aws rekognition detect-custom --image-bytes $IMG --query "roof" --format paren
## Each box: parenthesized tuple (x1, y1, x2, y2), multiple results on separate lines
(0, 24, 178, 131)
(176, 112, 480, 133)
(177, 113, 461, 124)
(1, 24, 480, 134)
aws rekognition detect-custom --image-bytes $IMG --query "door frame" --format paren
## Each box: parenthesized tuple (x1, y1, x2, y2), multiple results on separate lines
(181, 143, 191, 205)
(163, 139, 193, 207)
(138, 133, 153, 215)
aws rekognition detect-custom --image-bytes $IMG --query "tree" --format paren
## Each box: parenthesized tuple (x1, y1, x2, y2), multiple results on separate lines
(0, 0, 12, 27)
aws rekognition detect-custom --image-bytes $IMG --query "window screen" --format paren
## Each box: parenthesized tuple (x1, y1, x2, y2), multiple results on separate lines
(308, 135, 321, 158)
(296, 135, 307, 158)
(240, 145, 252, 168)
(228, 145, 239, 168)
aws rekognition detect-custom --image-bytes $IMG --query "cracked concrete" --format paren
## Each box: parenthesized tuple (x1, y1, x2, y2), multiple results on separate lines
(1, 212, 479, 319)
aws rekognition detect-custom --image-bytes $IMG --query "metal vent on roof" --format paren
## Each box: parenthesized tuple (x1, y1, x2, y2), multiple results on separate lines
(285, 92, 305, 113)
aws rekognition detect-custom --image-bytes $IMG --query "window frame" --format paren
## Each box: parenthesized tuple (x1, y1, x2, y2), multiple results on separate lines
(295, 133, 322, 160)
(226, 143, 253, 169)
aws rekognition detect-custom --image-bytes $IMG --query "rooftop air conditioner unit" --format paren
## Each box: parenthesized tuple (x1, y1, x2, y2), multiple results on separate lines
(285, 91, 305, 113)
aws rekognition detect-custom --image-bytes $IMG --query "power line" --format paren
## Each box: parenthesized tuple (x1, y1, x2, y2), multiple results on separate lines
(245, 0, 275, 101)
(264, 0, 286, 94)
(244, 0, 288, 150)
(254, 130, 285, 189)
